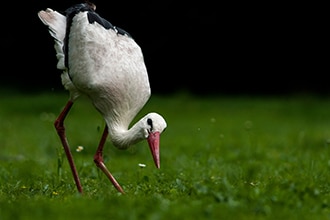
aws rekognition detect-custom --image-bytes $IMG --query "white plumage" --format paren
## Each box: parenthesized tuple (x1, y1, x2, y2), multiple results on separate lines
(38, 2, 167, 194)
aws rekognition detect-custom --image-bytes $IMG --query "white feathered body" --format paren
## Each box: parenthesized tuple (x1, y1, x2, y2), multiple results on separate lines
(38, 9, 151, 131)
(68, 12, 151, 128)
(38, 7, 166, 150)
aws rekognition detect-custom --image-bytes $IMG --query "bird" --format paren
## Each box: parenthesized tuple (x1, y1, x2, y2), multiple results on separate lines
(37, 1, 167, 194)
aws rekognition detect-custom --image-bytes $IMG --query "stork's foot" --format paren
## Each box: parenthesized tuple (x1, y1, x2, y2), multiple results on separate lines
(94, 154, 125, 194)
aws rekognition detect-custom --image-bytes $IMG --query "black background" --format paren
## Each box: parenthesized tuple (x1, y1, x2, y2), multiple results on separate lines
(1, 1, 326, 96)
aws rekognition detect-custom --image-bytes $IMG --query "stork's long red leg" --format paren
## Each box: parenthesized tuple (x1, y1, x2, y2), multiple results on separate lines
(54, 100, 83, 193)
(94, 125, 125, 193)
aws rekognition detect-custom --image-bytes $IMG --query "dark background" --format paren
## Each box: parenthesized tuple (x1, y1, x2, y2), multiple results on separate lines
(1, 1, 326, 96)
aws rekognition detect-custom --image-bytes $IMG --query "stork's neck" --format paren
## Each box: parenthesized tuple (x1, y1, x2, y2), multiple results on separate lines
(105, 117, 145, 149)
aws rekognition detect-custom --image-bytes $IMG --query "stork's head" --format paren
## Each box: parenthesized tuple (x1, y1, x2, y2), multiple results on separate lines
(142, 113, 167, 169)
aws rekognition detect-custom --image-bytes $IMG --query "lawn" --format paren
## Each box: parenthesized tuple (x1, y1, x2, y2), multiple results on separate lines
(0, 90, 330, 219)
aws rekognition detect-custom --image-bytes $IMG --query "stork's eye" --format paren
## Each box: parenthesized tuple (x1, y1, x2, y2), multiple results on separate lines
(147, 118, 153, 132)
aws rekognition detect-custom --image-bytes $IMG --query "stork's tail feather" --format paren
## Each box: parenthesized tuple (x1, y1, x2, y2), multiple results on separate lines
(38, 9, 67, 70)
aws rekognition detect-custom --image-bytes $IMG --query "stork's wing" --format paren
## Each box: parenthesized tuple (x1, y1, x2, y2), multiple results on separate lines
(86, 11, 131, 37)
(38, 8, 67, 70)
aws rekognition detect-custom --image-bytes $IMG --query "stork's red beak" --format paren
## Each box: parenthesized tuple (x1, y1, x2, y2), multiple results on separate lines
(147, 131, 160, 168)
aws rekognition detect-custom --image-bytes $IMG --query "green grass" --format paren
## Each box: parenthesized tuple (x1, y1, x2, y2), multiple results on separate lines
(1, 90, 330, 219)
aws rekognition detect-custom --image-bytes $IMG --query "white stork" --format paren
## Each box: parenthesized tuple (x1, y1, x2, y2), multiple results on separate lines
(37, 2, 167, 194)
